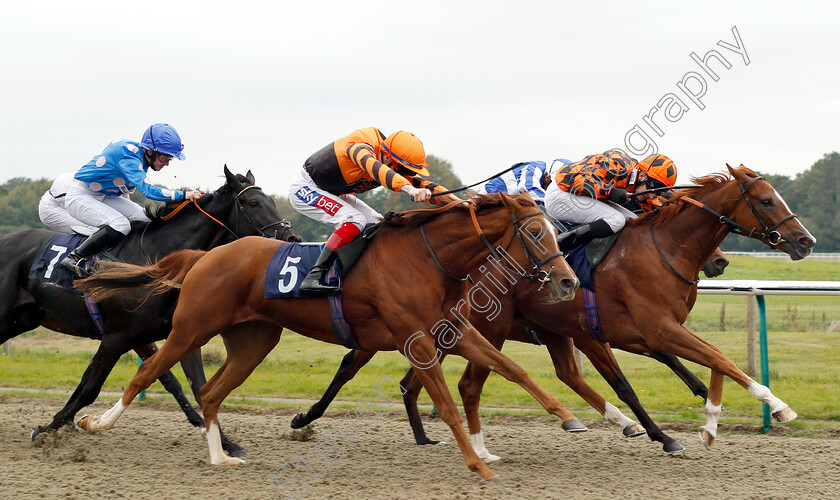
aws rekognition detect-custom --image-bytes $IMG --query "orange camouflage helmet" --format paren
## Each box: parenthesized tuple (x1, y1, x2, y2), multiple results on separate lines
(638, 154, 677, 188)
(382, 131, 430, 176)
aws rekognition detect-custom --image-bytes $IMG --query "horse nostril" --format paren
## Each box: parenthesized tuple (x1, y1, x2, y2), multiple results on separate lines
(716, 259, 729, 269)
(799, 236, 815, 248)
(561, 278, 576, 290)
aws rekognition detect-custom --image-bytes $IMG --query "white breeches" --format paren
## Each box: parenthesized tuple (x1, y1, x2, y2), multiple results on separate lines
(288, 169, 382, 231)
(64, 179, 150, 235)
(544, 182, 634, 233)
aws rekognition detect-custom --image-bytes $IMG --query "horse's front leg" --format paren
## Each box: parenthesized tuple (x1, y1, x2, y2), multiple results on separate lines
(457, 361, 499, 462)
(646, 322, 796, 450)
(543, 335, 646, 439)
(449, 326, 586, 432)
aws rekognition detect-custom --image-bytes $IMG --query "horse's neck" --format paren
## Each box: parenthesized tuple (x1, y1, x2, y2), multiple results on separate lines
(650, 185, 739, 267)
(120, 204, 232, 262)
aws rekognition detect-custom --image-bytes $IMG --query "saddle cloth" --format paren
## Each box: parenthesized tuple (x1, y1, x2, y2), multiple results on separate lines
(263, 243, 344, 299)
(27, 233, 88, 291)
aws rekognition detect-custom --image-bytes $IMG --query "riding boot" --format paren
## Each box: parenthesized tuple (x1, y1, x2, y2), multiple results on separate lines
(299, 246, 341, 295)
(60, 225, 125, 278)
(556, 219, 614, 253)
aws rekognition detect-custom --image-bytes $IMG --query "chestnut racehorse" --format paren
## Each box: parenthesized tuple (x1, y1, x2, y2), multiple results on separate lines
(74, 193, 583, 481)
(289, 249, 729, 457)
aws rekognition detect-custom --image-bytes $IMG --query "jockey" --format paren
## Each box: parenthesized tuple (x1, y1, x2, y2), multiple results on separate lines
(289, 127, 459, 295)
(59, 123, 205, 277)
(546, 150, 677, 252)
(480, 159, 572, 205)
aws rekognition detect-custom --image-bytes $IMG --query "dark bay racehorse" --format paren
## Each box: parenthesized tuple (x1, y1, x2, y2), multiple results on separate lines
(289, 248, 729, 456)
(0, 166, 300, 456)
(75, 193, 581, 481)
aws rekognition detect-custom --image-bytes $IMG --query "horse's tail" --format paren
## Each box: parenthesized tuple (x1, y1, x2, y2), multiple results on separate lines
(75, 249, 208, 302)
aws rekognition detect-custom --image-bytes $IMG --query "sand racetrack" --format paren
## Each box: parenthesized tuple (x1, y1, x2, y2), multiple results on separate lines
(2, 396, 838, 499)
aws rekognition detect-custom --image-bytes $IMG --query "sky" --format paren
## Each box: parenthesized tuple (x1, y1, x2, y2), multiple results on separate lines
(1, 1, 837, 198)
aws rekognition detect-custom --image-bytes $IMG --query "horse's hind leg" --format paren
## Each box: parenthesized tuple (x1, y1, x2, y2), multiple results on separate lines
(77, 325, 212, 433)
(174, 346, 246, 458)
(132, 343, 206, 429)
(399, 365, 445, 445)
(450, 326, 586, 432)
(457, 361, 500, 462)
(648, 350, 709, 400)
(291, 349, 377, 429)
(573, 338, 685, 453)
(201, 322, 282, 466)
(544, 335, 645, 438)
(34, 332, 133, 439)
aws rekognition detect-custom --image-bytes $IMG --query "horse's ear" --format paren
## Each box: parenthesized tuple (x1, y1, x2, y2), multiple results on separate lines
(499, 191, 518, 210)
(245, 170, 255, 185)
(224, 164, 243, 190)
(727, 164, 750, 183)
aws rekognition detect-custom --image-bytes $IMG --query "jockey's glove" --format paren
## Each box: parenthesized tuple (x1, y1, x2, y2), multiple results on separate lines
(608, 188, 630, 205)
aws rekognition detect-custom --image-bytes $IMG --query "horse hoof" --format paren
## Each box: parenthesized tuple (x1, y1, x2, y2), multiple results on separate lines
(213, 457, 246, 466)
(481, 453, 501, 463)
(486, 475, 503, 483)
(663, 440, 686, 454)
(561, 418, 588, 432)
(773, 406, 797, 423)
(698, 429, 715, 450)
(418, 438, 443, 446)
(224, 444, 248, 458)
(30, 426, 48, 441)
(623, 424, 646, 438)
(290, 413, 308, 429)
(77, 415, 91, 432)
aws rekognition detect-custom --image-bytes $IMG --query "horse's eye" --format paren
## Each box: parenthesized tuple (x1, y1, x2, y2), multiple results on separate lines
(529, 231, 541, 238)
(761, 198, 773, 207)
(249, 201, 259, 208)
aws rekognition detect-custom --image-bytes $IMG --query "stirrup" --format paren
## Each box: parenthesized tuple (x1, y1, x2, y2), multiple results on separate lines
(60, 254, 91, 278)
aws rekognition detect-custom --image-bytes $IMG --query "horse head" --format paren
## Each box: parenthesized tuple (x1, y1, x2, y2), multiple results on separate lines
(217, 165, 302, 242)
(725, 165, 815, 260)
(496, 192, 579, 302)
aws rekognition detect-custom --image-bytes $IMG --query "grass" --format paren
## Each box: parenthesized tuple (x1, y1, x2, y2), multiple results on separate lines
(1, 253, 839, 431)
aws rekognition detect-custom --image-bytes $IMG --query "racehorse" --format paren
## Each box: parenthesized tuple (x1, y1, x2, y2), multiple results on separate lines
(75, 193, 581, 481)
(0, 166, 300, 456)
(457, 165, 814, 452)
(288, 248, 728, 457)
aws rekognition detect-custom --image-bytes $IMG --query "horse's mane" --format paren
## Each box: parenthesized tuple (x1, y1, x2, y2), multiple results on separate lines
(626, 165, 758, 227)
(383, 193, 512, 230)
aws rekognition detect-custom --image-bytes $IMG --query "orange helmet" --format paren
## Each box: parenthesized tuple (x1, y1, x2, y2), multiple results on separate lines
(382, 131, 430, 176)
(638, 154, 677, 188)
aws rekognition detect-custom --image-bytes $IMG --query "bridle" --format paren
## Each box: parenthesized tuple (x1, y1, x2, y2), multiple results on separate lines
(680, 176, 797, 246)
(231, 185, 295, 240)
(651, 175, 799, 285)
(412, 200, 563, 288)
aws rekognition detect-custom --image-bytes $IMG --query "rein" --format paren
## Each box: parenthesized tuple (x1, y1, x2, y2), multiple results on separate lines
(400, 199, 562, 285)
(140, 184, 294, 258)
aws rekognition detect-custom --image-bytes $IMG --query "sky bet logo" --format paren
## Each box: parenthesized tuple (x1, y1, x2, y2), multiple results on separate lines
(295, 186, 341, 216)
